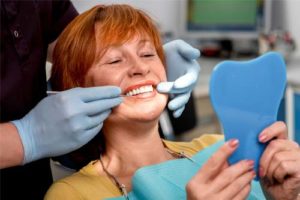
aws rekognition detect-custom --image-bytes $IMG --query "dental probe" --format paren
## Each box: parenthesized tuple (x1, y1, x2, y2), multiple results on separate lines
(46, 91, 128, 97)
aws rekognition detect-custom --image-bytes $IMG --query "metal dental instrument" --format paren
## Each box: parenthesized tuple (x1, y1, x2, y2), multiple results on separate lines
(46, 91, 60, 95)
(46, 91, 128, 97)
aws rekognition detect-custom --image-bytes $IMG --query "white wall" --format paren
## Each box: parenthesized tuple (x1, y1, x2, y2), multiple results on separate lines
(285, 0, 300, 57)
(71, 0, 180, 35)
(71, 0, 300, 57)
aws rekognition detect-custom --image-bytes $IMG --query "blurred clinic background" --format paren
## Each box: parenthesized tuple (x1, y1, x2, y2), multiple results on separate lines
(49, 0, 300, 144)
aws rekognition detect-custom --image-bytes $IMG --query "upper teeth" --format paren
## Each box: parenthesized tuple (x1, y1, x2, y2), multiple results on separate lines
(126, 85, 153, 96)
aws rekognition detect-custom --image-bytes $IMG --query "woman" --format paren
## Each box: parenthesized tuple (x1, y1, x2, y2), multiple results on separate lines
(45, 4, 300, 200)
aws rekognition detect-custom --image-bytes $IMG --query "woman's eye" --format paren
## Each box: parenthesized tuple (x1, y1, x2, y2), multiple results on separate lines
(107, 59, 121, 64)
(141, 53, 155, 58)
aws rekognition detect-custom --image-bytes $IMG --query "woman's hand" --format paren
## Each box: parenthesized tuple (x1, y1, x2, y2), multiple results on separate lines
(259, 121, 300, 200)
(186, 139, 256, 200)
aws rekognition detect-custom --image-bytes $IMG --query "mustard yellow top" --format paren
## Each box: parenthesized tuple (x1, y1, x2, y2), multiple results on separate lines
(45, 134, 223, 200)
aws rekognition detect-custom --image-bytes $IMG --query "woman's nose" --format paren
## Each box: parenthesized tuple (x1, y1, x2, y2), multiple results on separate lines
(127, 57, 150, 77)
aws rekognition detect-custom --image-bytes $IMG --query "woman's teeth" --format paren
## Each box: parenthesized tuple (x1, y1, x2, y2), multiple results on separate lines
(126, 85, 153, 96)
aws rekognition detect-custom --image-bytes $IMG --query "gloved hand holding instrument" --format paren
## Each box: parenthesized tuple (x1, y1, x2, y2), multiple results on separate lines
(157, 40, 201, 118)
(12, 86, 122, 164)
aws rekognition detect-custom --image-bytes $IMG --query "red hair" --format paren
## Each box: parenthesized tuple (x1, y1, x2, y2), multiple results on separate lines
(51, 4, 165, 91)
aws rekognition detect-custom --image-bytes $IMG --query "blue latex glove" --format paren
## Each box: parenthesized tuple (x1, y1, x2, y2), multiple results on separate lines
(12, 86, 122, 164)
(157, 40, 200, 118)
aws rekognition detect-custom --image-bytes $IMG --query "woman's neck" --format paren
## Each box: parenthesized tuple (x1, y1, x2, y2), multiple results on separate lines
(99, 119, 173, 185)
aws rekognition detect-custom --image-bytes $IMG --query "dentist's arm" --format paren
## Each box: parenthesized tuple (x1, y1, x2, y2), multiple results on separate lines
(0, 123, 24, 168)
(0, 86, 122, 168)
(157, 40, 201, 118)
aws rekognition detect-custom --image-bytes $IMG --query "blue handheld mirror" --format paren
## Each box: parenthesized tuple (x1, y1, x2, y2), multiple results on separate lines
(209, 52, 286, 179)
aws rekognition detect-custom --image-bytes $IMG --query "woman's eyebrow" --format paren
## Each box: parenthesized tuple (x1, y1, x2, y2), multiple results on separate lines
(94, 46, 118, 64)
(138, 39, 154, 49)
(139, 39, 149, 44)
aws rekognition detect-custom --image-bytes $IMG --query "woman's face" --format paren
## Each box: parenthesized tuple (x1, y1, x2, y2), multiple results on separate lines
(85, 34, 168, 123)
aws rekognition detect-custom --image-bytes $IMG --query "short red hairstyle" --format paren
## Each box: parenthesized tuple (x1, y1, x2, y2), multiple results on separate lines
(50, 4, 165, 91)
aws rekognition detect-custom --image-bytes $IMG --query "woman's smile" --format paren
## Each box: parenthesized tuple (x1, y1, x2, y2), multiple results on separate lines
(123, 80, 158, 99)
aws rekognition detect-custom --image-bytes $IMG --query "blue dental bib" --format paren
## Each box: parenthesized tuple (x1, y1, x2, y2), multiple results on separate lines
(210, 52, 286, 179)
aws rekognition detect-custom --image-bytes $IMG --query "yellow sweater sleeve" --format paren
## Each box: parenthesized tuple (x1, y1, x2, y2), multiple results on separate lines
(45, 181, 84, 200)
(45, 166, 121, 200)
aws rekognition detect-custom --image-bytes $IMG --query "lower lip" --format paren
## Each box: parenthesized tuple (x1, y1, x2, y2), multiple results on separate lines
(125, 90, 157, 99)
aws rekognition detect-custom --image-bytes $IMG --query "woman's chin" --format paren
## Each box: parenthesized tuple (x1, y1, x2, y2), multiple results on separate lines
(110, 94, 167, 123)
(118, 104, 164, 122)
(128, 107, 163, 121)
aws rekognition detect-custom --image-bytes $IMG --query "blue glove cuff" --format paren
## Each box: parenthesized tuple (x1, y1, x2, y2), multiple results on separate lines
(11, 120, 34, 165)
